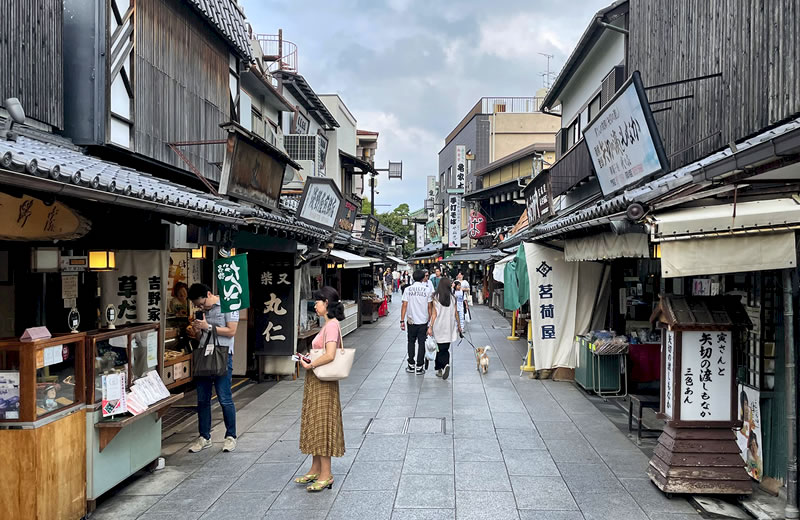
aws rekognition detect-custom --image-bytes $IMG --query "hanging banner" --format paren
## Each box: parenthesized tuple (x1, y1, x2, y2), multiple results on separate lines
(737, 384, 763, 481)
(453, 145, 466, 193)
(253, 254, 295, 356)
(468, 210, 487, 239)
(426, 220, 441, 243)
(214, 254, 251, 313)
(415, 223, 425, 249)
(524, 242, 579, 370)
(448, 194, 462, 248)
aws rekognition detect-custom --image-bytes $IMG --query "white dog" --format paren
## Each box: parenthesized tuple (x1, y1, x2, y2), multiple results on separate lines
(475, 345, 491, 374)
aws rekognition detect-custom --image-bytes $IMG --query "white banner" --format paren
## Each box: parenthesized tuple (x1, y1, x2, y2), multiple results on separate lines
(680, 330, 732, 421)
(454, 145, 466, 191)
(415, 223, 425, 249)
(524, 242, 578, 370)
(447, 194, 461, 248)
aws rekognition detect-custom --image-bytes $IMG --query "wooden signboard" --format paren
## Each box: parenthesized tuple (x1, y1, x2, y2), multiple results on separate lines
(0, 192, 90, 241)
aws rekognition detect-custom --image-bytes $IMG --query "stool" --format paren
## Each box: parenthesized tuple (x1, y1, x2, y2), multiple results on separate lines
(628, 394, 660, 440)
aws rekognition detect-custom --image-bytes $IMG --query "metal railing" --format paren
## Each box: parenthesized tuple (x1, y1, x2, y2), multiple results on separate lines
(256, 34, 298, 73)
(480, 97, 553, 114)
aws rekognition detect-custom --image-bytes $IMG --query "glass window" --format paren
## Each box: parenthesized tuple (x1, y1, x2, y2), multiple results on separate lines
(588, 94, 601, 122)
(36, 343, 78, 417)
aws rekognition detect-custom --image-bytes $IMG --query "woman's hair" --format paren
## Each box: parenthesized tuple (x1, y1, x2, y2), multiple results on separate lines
(453, 281, 461, 290)
(312, 286, 345, 320)
(435, 277, 452, 307)
(173, 281, 188, 298)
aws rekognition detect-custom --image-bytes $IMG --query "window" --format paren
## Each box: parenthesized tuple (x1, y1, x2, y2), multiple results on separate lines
(229, 54, 240, 122)
(447, 166, 453, 187)
(566, 117, 581, 149)
(588, 94, 601, 122)
(239, 90, 252, 131)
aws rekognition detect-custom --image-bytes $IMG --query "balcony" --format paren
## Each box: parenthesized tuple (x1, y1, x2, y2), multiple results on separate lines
(550, 139, 595, 196)
(479, 97, 560, 114)
(256, 33, 298, 73)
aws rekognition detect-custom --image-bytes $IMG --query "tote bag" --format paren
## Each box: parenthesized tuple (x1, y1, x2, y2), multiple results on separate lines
(309, 326, 354, 381)
(192, 326, 228, 377)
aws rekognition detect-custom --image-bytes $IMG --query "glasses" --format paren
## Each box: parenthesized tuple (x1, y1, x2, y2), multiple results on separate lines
(192, 298, 207, 309)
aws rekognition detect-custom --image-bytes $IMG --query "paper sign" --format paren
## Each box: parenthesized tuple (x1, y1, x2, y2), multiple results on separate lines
(61, 274, 79, 299)
(63, 298, 76, 309)
(105, 373, 122, 401)
(21, 326, 52, 341)
(146, 332, 158, 368)
(737, 384, 763, 481)
(44, 345, 63, 367)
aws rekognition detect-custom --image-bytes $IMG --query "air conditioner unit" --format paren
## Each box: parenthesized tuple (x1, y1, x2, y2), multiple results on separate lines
(297, 160, 316, 178)
(284, 134, 325, 177)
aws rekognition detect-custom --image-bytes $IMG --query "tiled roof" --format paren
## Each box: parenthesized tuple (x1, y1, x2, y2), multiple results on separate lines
(185, 0, 253, 61)
(0, 129, 326, 242)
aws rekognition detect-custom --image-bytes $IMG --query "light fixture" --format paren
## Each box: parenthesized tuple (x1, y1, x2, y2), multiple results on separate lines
(31, 247, 60, 272)
(230, 248, 236, 257)
(653, 243, 662, 259)
(88, 250, 116, 271)
(190, 246, 208, 259)
(402, 218, 409, 226)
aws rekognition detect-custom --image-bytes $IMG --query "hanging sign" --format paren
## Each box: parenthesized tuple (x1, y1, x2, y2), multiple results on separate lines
(468, 210, 487, 239)
(253, 254, 295, 355)
(337, 197, 359, 233)
(453, 145, 466, 193)
(679, 330, 732, 421)
(426, 220, 441, 243)
(415, 223, 425, 249)
(583, 71, 669, 197)
(447, 194, 462, 248)
(363, 215, 379, 241)
(296, 177, 344, 231)
(99, 251, 169, 328)
(523, 169, 554, 227)
(737, 384, 763, 481)
(0, 192, 90, 241)
(214, 254, 250, 313)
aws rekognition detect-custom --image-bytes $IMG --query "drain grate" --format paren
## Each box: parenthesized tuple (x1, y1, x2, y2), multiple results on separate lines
(363, 417, 447, 435)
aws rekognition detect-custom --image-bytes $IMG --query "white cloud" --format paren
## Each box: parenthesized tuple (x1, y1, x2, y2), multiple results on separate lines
(478, 13, 571, 60)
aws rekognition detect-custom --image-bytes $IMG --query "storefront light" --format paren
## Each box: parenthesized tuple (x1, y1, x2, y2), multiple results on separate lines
(190, 246, 208, 259)
(31, 247, 61, 273)
(653, 243, 661, 259)
(88, 250, 116, 271)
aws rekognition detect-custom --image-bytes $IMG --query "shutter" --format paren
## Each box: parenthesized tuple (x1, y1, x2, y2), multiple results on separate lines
(600, 65, 626, 107)
(555, 128, 564, 161)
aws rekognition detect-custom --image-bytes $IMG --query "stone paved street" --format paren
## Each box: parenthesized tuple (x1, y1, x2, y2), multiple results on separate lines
(92, 298, 701, 520)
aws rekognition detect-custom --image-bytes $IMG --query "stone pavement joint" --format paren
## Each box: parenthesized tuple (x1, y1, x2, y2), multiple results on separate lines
(93, 297, 701, 520)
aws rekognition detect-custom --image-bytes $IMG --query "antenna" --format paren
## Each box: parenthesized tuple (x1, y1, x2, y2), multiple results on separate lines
(538, 52, 554, 88)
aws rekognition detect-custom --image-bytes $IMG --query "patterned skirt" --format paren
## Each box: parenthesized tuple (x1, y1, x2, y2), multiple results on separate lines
(299, 369, 345, 457)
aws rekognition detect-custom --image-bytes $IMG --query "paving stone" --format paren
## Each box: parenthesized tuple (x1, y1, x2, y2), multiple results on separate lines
(620, 478, 697, 514)
(378, 403, 418, 418)
(198, 491, 276, 518)
(404, 447, 455, 475)
(256, 440, 308, 464)
(342, 461, 403, 490)
(262, 509, 329, 519)
(454, 437, 503, 462)
(89, 495, 161, 520)
(492, 412, 535, 430)
(344, 398, 383, 414)
(248, 413, 299, 432)
(496, 429, 547, 451)
(116, 466, 195, 496)
(532, 421, 581, 440)
(137, 513, 202, 520)
(233, 462, 300, 492)
(557, 463, 625, 494)
(357, 434, 410, 461)
(408, 417, 446, 433)
(455, 491, 519, 520)
(598, 449, 651, 479)
(269, 473, 345, 510)
(645, 514, 702, 520)
(147, 476, 235, 513)
(573, 491, 649, 520)
(231, 431, 282, 452)
(327, 490, 395, 520)
(510, 477, 579, 511)
(369, 417, 408, 434)
(453, 419, 496, 438)
(344, 428, 366, 448)
(518, 512, 585, 520)
(391, 509, 455, 520)
(455, 461, 511, 491)
(395, 474, 455, 509)
(504, 449, 559, 476)
(543, 438, 603, 464)
(408, 433, 454, 449)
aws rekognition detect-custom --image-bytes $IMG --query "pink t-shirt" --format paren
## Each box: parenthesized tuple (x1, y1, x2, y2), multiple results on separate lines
(312, 319, 342, 350)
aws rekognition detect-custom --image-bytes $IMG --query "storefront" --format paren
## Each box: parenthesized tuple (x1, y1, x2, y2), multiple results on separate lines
(441, 247, 498, 305)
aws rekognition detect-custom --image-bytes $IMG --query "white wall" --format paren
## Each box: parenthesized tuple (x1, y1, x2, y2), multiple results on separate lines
(320, 94, 358, 189)
(558, 29, 625, 126)
(281, 89, 324, 137)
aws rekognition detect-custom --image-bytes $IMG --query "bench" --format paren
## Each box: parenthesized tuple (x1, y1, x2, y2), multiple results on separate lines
(628, 394, 661, 440)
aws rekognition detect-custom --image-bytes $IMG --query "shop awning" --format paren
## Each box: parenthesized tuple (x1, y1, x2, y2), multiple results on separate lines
(492, 253, 515, 282)
(329, 249, 378, 269)
(441, 248, 498, 264)
(386, 255, 409, 268)
(651, 199, 800, 277)
(564, 233, 650, 262)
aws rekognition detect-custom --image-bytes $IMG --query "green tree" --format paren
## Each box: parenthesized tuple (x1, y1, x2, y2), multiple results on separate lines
(376, 204, 414, 257)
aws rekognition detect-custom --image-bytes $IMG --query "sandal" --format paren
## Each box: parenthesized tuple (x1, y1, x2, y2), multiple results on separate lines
(294, 473, 318, 484)
(306, 476, 334, 492)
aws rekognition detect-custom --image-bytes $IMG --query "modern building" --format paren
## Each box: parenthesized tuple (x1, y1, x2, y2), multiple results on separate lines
(357, 130, 379, 165)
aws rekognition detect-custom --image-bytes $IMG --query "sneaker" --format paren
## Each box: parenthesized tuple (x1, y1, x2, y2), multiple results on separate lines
(415, 366, 425, 375)
(188, 436, 212, 453)
(435, 369, 442, 377)
(442, 364, 450, 380)
(223, 436, 237, 452)
(405, 363, 415, 373)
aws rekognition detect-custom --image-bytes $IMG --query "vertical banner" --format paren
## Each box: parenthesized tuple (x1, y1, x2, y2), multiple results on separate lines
(100, 250, 169, 327)
(737, 384, 763, 481)
(253, 254, 295, 355)
(448, 194, 462, 248)
(415, 223, 425, 249)
(454, 145, 466, 192)
(524, 242, 578, 370)
(214, 254, 250, 313)
(679, 330, 732, 421)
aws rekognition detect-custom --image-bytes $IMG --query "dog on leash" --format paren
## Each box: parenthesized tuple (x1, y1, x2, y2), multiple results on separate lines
(475, 346, 491, 374)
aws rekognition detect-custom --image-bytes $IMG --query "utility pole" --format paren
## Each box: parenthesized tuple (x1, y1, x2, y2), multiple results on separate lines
(538, 52, 554, 88)
(370, 172, 376, 215)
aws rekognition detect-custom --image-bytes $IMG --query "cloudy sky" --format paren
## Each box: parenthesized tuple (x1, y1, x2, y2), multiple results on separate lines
(241, 0, 611, 212)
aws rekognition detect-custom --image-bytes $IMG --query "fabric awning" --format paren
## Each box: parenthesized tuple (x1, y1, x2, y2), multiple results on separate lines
(441, 248, 498, 264)
(564, 233, 650, 262)
(659, 232, 797, 278)
(329, 250, 377, 269)
(492, 254, 515, 283)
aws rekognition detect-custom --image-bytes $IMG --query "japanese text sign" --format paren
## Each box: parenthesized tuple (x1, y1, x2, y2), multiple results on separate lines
(583, 71, 669, 197)
(337, 198, 358, 232)
(523, 170, 554, 228)
(215, 254, 250, 313)
(297, 177, 344, 231)
(253, 254, 295, 355)
(664, 330, 675, 418)
(679, 330, 732, 421)
(468, 210, 487, 239)
(448, 194, 461, 248)
(453, 145, 466, 193)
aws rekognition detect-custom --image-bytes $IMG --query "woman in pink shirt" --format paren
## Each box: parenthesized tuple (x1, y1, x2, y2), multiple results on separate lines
(294, 286, 346, 491)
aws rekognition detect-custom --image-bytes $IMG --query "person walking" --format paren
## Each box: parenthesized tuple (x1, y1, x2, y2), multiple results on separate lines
(453, 280, 467, 333)
(294, 286, 346, 492)
(392, 268, 400, 292)
(457, 272, 471, 305)
(401, 269, 433, 374)
(384, 269, 394, 302)
(187, 283, 238, 453)
(431, 267, 442, 290)
(428, 277, 461, 380)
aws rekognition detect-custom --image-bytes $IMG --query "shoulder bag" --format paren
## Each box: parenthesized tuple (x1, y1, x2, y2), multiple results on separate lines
(309, 325, 354, 381)
(192, 325, 228, 377)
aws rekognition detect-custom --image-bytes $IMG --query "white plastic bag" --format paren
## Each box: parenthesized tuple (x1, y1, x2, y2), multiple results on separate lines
(425, 336, 438, 361)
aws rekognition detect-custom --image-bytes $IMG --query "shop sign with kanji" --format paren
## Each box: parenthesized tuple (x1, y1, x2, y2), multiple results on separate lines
(215, 254, 250, 313)
(453, 145, 466, 193)
(254, 255, 295, 355)
(679, 330, 731, 421)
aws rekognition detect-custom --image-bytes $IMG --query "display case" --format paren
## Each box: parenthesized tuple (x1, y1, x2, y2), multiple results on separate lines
(84, 323, 182, 507)
(0, 332, 87, 520)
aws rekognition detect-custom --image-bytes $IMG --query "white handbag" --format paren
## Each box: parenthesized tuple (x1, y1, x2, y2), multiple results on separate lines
(309, 328, 354, 381)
